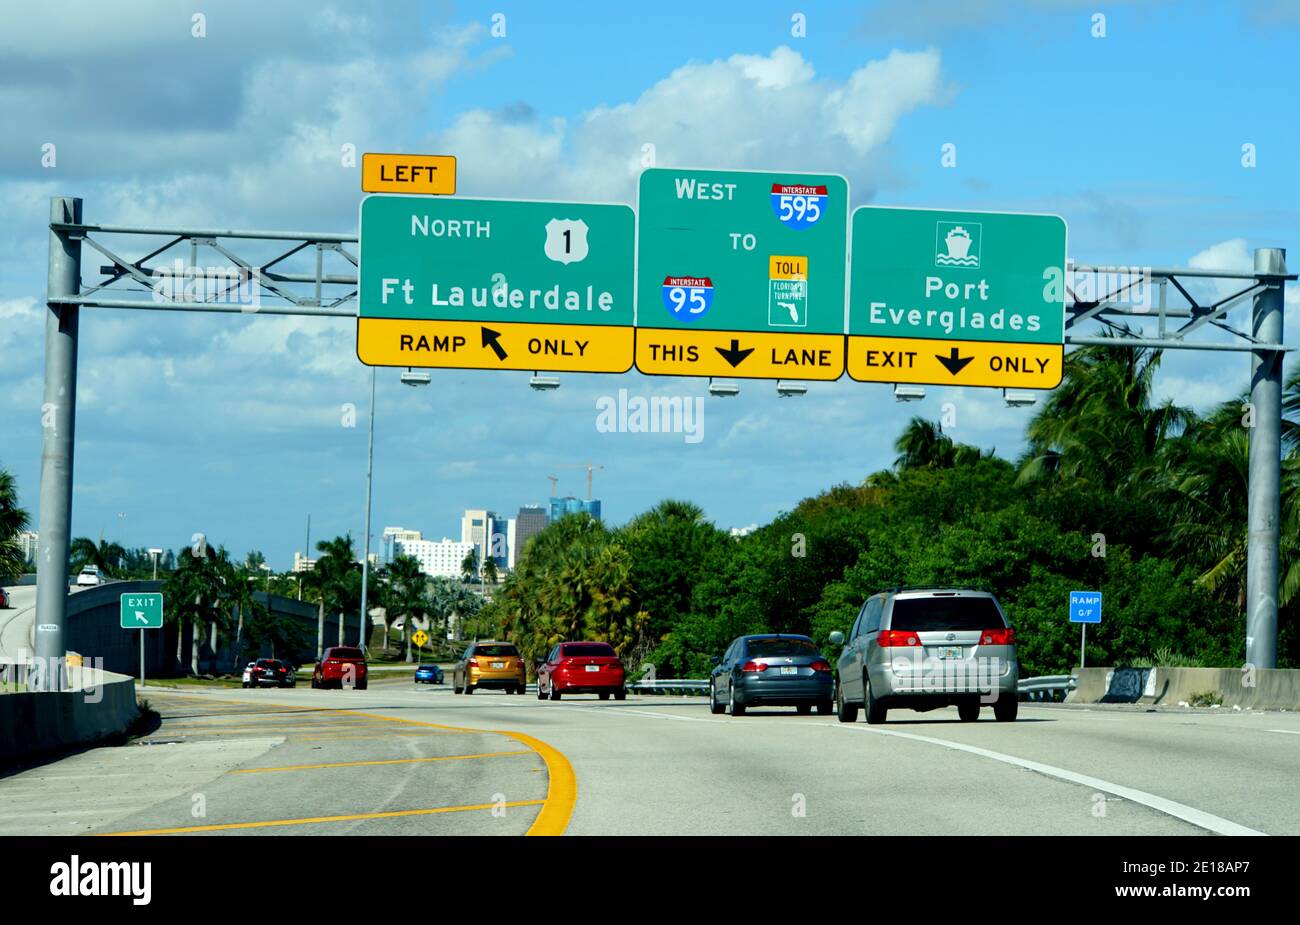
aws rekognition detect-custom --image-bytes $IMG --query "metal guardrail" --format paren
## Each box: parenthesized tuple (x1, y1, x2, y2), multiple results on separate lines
(628, 679, 710, 695)
(630, 676, 1077, 699)
(1018, 674, 1077, 701)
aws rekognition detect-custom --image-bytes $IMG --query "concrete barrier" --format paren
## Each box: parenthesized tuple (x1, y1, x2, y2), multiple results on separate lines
(1067, 666, 1300, 710)
(0, 666, 139, 765)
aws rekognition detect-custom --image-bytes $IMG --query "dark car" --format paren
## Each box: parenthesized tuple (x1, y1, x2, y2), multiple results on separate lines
(312, 646, 368, 690)
(244, 658, 294, 688)
(709, 634, 834, 716)
(536, 641, 626, 700)
(414, 664, 444, 684)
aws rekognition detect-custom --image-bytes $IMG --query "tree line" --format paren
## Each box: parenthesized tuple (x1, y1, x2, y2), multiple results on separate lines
(477, 338, 1300, 677)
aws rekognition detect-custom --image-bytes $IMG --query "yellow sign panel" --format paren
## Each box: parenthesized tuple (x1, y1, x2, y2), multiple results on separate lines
(361, 153, 456, 195)
(356, 318, 634, 373)
(412, 630, 429, 648)
(768, 255, 806, 279)
(635, 329, 844, 380)
(847, 336, 1063, 389)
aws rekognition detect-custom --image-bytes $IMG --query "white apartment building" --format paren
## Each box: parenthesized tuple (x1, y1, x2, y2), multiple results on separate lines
(18, 531, 38, 565)
(292, 552, 317, 573)
(394, 537, 475, 579)
(381, 526, 423, 564)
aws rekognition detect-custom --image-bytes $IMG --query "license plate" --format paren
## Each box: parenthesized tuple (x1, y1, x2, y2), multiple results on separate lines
(491, 662, 504, 669)
(937, 646, 963, 659)
(585, 665, 600, 672)
(780, 666, 798, 675)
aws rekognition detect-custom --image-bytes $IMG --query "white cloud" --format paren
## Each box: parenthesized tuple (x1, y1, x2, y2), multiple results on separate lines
(439, 46, 949, 202)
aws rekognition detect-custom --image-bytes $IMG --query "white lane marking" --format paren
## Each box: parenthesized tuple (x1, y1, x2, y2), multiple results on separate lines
(555, 704, 1267, 837)
(1266, 729, 1300, 736)
(607, 708, 725, 724)
(832, 724, 1265, 836)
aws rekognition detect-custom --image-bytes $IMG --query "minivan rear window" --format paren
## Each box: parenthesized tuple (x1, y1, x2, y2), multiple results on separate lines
(889, 597, 1004, 631)
(745, 638, 817, 657)
(562, 643, 616, 657)
(473, 644, 519, 657)
(329, 647, 364, 659)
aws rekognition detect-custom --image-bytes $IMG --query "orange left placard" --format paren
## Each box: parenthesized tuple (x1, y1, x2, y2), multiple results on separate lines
(361, 153, 456, 195)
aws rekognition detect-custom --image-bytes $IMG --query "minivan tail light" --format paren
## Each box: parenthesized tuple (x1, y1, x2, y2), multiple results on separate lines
(740, 660, 767, 673)
(809, 659, 831, 673)
(981, 628, 1015, 645)
(877, 630, 922, 647)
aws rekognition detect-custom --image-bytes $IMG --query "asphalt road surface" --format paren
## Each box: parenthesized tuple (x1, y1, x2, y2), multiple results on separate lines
(2, 674, 1296, 836)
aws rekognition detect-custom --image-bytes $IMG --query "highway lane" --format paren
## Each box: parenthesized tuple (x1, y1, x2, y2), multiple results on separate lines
(2, 678, 1295, 835)
(0, 585, 38, 658)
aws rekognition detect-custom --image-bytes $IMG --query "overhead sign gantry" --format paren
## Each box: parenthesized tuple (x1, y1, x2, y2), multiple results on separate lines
(633, 167, 849, 380)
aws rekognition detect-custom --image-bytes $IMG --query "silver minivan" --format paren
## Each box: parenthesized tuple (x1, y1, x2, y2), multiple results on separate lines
(831, 588, 1019, 724)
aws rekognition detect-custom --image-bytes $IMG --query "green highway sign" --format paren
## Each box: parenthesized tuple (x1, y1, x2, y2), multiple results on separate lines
(635, 167, 849, 380)
(357, 195, 635, 373)
(120, 592, 163, 629)
(847, 206, 1067, 388)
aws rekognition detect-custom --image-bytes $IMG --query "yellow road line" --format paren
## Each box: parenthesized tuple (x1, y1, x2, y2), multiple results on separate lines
(232, 750, 533, 773)
(135, 693, 578, 836)
(344, 710, 576, 836)
(96, 800, 545, 836)
(504, 730, 578, 836)
(156, 724, 383, 734)
(297, 731, 477, 741)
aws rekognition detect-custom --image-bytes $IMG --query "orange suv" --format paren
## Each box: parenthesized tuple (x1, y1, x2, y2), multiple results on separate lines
(453, 641, 527, 695)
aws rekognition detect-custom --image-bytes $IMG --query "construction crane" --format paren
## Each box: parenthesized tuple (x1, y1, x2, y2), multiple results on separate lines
(557, 462, 604, 500)
(547, 474, 558, 496)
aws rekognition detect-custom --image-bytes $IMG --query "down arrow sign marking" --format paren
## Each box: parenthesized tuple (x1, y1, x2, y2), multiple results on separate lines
(935, 347, 974, 376)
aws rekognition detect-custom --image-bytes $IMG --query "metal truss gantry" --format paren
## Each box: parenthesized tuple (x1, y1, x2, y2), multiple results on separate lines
(30, 197, 1292, 690)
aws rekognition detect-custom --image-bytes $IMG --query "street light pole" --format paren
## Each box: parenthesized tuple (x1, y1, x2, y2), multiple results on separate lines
(358, 367, 376, 654)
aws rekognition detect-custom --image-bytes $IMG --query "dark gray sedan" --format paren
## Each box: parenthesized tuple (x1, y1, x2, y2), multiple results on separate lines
(708, 634, 835, 716)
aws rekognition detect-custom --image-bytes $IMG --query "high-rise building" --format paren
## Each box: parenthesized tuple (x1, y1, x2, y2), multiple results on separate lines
(461, 509, 508, 571)
(381, 527, 423, 564)
(549, 496, 601, 523)
(18, 531, 38, 565)
(393, 537, 475, 579)
(514, 505, 548, 565)
(292, 552, 316, 573)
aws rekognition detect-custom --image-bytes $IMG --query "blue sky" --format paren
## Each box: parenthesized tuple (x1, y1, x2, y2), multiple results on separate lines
(2, 0, 1298, 569)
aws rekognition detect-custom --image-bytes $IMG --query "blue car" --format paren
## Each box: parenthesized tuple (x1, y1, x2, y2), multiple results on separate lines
(414, 664, 444, 684)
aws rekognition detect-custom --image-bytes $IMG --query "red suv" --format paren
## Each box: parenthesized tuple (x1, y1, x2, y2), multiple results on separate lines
(537, 641, 626, 701)
(312, 646, 368, 690)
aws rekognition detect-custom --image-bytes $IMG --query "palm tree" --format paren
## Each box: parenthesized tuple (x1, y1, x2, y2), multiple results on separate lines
(304, 535, 362, 653)
(162, 544, 231, 675)
(1017, 332, 1192, 490)
(892, 417, 988, 472)
(385, 554, 428, 662)
(0, 469, 29, 583)
(461, 548, 479, 585)
(70, 536, 127, 577)
(482, 555, 499, 586)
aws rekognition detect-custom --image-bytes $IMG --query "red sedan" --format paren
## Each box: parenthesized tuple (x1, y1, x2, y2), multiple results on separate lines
(537, 641, 626, 701)
(312, 646, 368, 690)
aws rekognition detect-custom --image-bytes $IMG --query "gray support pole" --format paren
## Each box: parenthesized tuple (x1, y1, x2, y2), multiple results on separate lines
(33, 197, 82, 692)
(1246, 247, 1287, 670)
(358, 367, 376, 653)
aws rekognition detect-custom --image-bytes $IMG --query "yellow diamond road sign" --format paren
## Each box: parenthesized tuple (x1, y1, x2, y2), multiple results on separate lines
(412, 630, 429, 648)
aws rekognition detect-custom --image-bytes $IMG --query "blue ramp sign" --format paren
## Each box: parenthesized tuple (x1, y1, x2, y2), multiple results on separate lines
(1069, 591, 1102, 624)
